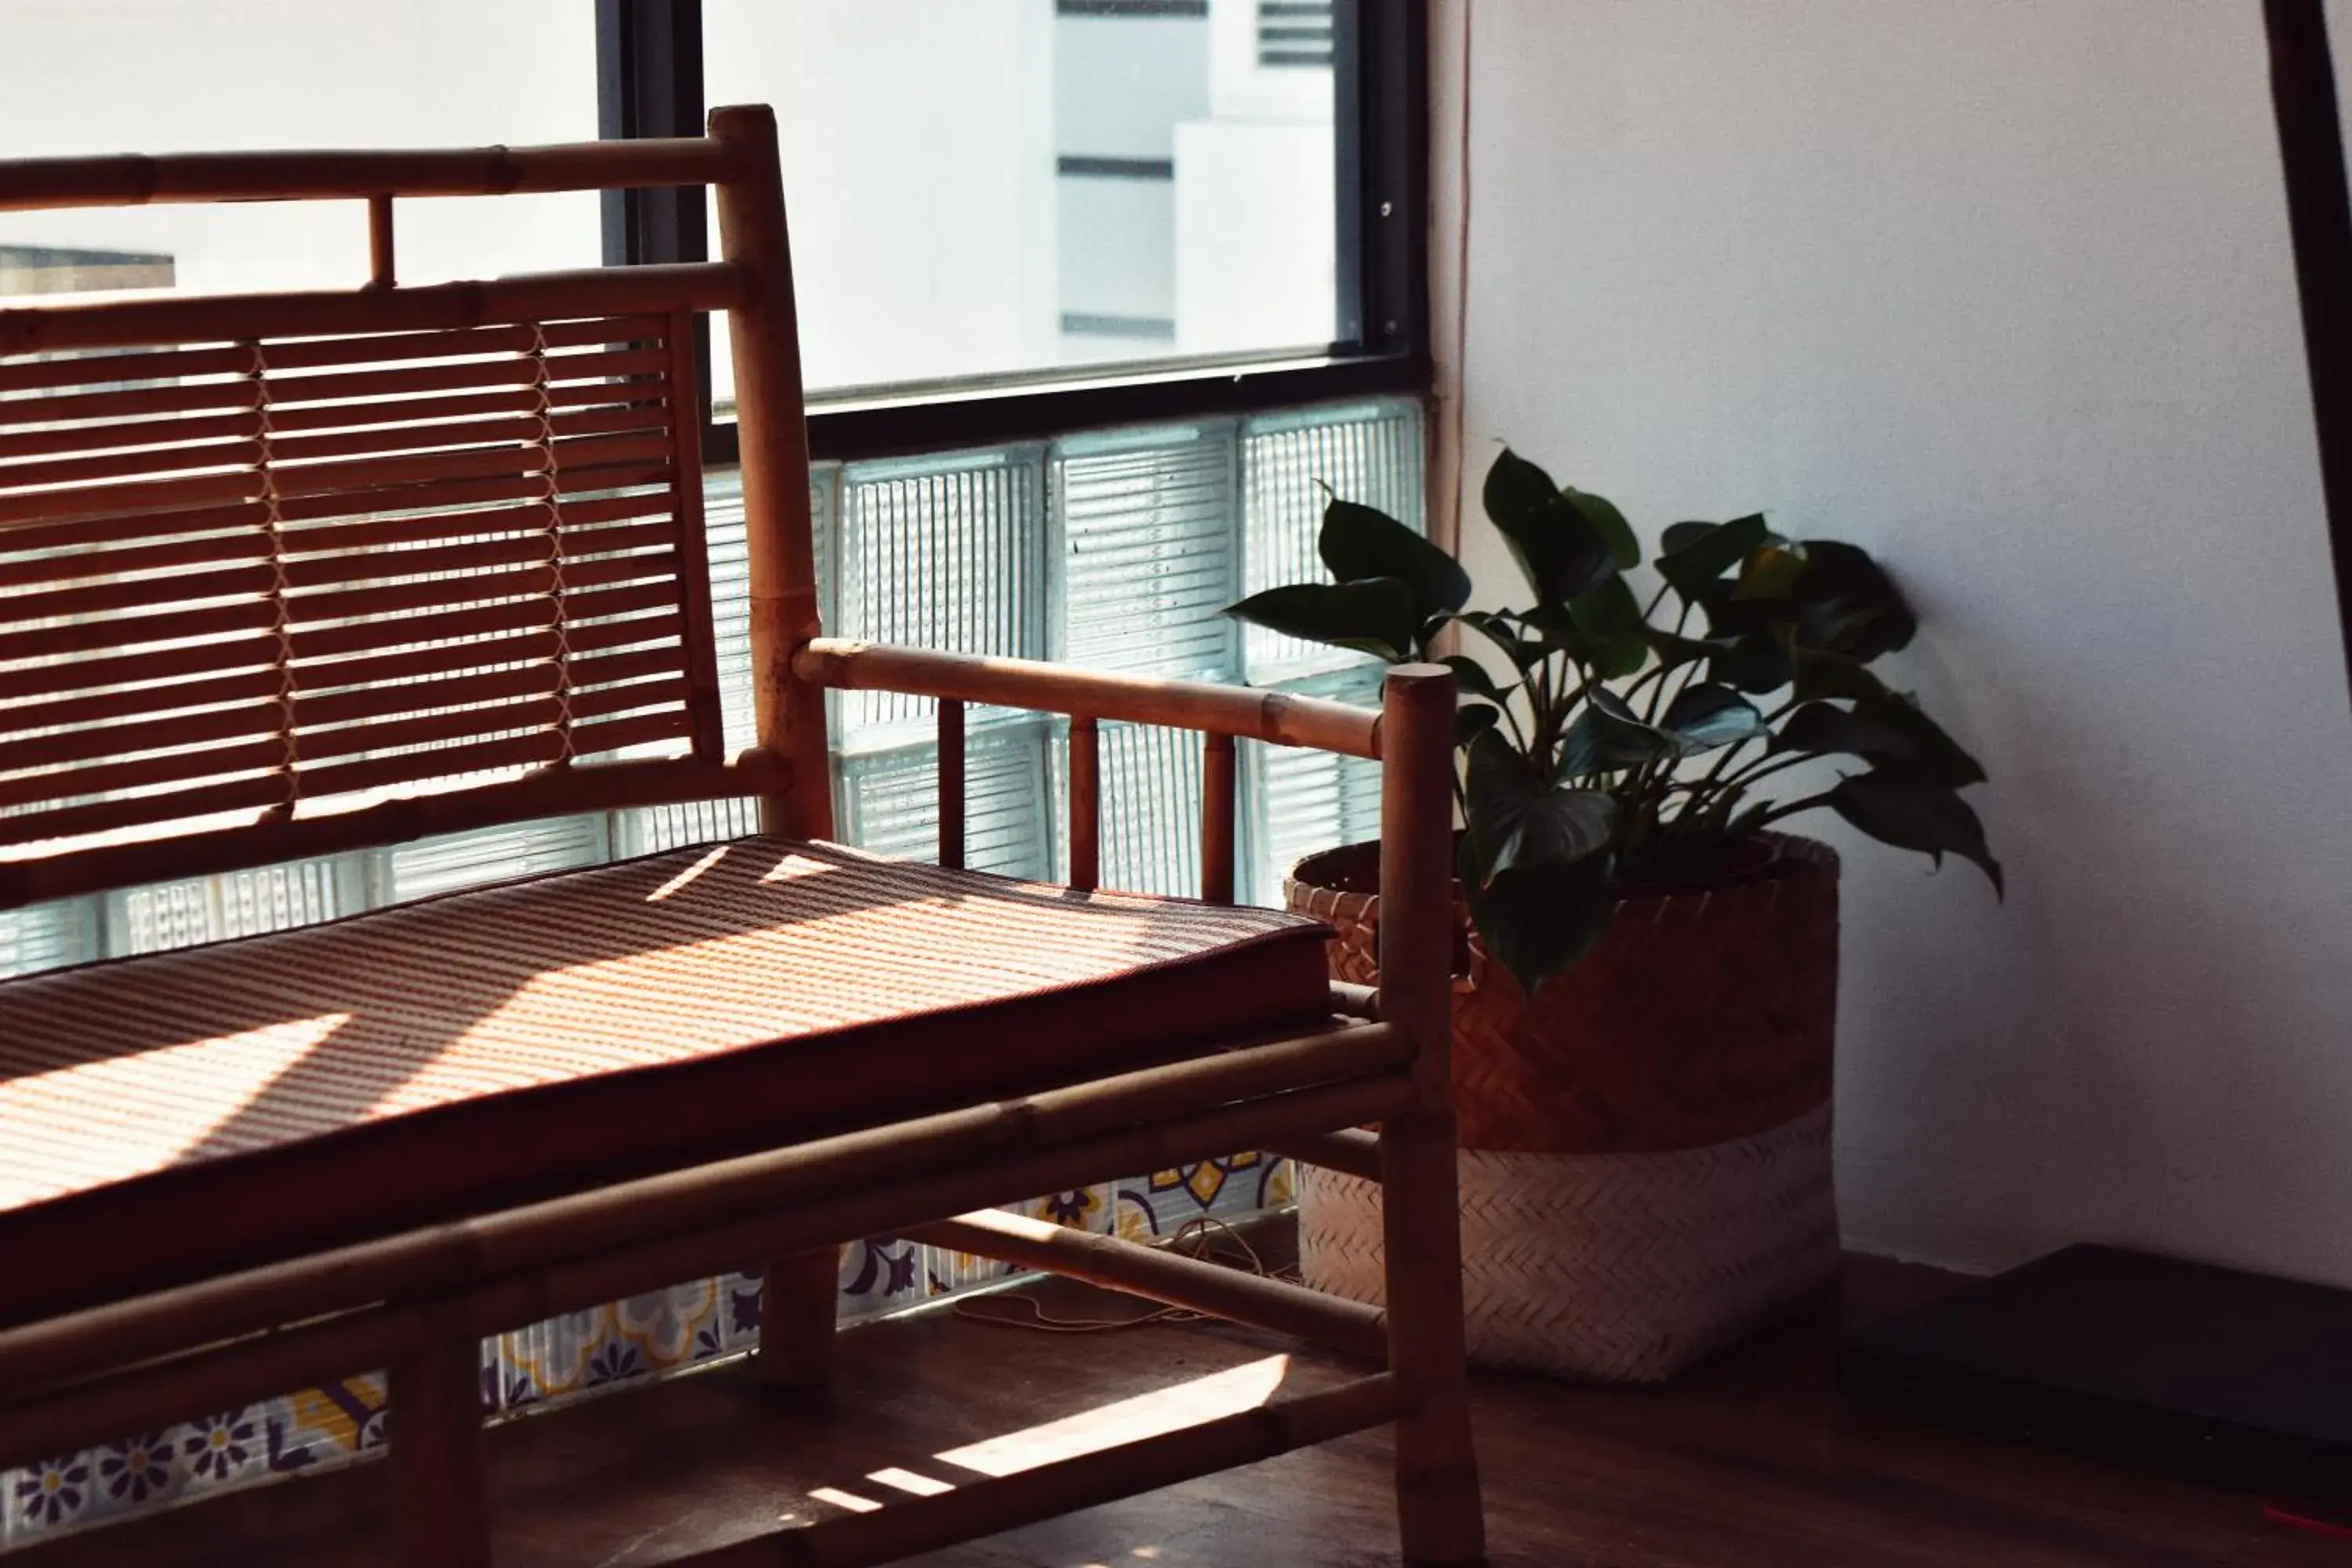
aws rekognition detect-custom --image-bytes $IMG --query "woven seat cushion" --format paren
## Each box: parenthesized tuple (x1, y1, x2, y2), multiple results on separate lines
(0, 836, 1334, 1325)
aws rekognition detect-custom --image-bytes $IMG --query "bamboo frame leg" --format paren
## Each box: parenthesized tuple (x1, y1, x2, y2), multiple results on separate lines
(1374, 666, 1485, 1566)
(389, 1301, 492, 1568)
(1068, 714, 1099, 891)
(757, 1245, 842, 1394)
(1201, 729, 1236, 903)
(711, 103, 833, 842)
(938, 697, 965, 869)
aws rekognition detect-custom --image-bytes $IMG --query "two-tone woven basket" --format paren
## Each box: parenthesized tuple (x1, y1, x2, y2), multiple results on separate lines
(1284, 833, 1843, 1382)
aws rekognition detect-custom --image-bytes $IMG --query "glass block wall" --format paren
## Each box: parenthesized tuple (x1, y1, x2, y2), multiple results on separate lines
(812, 397, 1420, 903)
(0, 394, 1422, 1549)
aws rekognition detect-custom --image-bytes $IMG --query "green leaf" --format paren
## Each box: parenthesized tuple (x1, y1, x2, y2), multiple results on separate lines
(1458, 835, 1617, 996)
(1661, 683, 1766, 753)
(1567, 575, 1649, 678)
(1644, 627, 1730, 670)
(1455, 702, 1503, 746)
(1462, 725, 1541, 866)
(1823, 764, 2003, 897)
(1775, 694, 1983, 788)
(1464, 727, 1617, 876)
(1481, 448, 1617, 603)
(1733, 543, 1809, 601)
(1557, 688, 1670, 779)
(1788, 644, 1889, 704)
(1222, 579, 1417, 662)
(1317, 498, 1472, 625)
(1655, 513, 1769, 598)
(1450, 610, 1544, 673)
(1565, 486, 1640, 570)
(1772, 700, 1918, 762)
(1439, 655, 1512, 702)
(1792, 540, 1916, 661)
(1854, 691, 1987, 789)
(1710, 630, 1793, 693)
(1515, 598, 1641, 681)
(1660, 521, 1718, 555)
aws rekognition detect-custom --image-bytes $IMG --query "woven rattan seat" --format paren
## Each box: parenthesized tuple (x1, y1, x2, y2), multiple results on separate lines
(0, 836, 1333, 1325)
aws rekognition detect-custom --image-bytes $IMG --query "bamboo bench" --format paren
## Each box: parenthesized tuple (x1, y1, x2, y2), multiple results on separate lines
(0, 107, 1483, 1566)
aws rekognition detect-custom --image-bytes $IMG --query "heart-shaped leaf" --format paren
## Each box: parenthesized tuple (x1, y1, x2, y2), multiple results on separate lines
(1661, 682, 1766, 753)
(1482, 448, 1617, 603)
(1788, 644, 1889, 704)
(1458, 835, 1617, 997)
(1439, 655, 1513, 703)
(1565, 486, 1640, 570)
(1645, 627, 1732, 670)
(1464, 727, 1617, 874)
(1567, 575, 1649, 678)
(1451, 609, 1544, 673)
(1656, 513, 1769, 598)
(1733, 543, 1809, 602)
(1772, 700, 1918, 762)
(1787, 650, 1987, 803)
(1318, 498, 1472, 625)
(1557, 688, 1671, 779)
(1853, 691, 1986, 789)
(1223, 579, 1417, 661)
(1711, 631, 1793, 693)
(1823, 763, 2002, 896)
(1455, 702, 1503, 746)
(1515, 598, 1641, 681)
(1793, 540, 1915, 661)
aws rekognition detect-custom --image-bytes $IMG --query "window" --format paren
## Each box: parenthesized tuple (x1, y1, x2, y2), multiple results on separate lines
(0, 0, 603, 294)
(604, 0, 1426, 455)
(702, 0, 1337, 396)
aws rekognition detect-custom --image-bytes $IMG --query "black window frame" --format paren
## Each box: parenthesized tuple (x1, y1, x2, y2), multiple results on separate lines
(593, 0, 1427, 466)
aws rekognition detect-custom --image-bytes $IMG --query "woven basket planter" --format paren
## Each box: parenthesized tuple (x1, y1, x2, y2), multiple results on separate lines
(1284, 833, 1842, 1382)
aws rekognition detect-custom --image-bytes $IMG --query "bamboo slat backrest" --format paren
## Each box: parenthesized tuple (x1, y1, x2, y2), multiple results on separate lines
(0, 118, 816, 909)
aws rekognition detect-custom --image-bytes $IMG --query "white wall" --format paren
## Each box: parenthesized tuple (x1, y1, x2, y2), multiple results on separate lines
(1444, 0, 2352, 1283)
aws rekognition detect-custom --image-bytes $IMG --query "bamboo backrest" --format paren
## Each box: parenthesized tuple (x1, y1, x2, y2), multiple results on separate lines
(0, 111, 820, 910)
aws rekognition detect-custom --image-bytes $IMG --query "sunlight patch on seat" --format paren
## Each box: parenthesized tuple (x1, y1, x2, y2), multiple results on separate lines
(932, 1354, 1291, 1479)
(645, 844, 730, 902)
(0, 1012, 351, 1206)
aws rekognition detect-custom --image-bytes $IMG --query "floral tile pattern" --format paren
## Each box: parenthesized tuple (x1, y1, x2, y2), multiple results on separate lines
(0, 1158, 1286, 1550)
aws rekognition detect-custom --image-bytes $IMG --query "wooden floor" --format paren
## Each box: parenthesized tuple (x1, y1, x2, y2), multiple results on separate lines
(23, 1252, 2348, 1566)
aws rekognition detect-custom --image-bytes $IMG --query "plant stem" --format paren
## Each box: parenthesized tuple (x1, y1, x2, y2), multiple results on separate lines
(1619, 662, 1672, 709)
(1496, 695, 1533, 753)
(1643, 656, 1706, 725)
(1720, 749, 1816, 791)
(1679, 730, 1760, 803)
(1756, 787, 1836, 826)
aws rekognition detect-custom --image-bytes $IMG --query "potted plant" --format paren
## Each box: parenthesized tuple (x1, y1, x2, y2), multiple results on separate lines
(1226, 448, 1998, 1381)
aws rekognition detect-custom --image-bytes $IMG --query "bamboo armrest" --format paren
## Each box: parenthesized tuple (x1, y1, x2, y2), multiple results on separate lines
(792, 638, 1384, 760)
